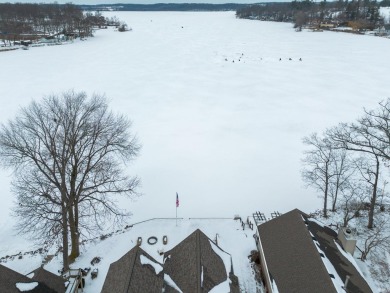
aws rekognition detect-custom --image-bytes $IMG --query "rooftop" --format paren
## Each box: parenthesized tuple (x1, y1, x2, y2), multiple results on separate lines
(257, 209, 373, 293)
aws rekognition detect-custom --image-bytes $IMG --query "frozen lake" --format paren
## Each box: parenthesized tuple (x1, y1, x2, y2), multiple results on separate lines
(1, 11, 390, 233)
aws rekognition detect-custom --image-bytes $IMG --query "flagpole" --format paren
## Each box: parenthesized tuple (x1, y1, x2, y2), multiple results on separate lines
(176, 192, 179, 227)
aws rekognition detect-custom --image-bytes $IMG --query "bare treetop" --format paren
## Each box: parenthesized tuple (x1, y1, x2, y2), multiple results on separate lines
(0, 91, 141, 270)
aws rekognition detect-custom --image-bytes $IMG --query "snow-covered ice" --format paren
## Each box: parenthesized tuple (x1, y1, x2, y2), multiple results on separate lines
(1, 11, 390, 228)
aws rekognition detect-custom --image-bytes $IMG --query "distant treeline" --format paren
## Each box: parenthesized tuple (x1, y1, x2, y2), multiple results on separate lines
(236, 0, 389, 31)
(79, 3, 248, 11)
(0, 3, 111, 46)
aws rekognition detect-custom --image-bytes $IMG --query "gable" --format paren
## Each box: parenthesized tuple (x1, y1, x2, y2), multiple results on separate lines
(163, 229, 227, 293)
(31, 268, 65, 293)
(0, 265, 57, 293)
(101, 246, 164, 293)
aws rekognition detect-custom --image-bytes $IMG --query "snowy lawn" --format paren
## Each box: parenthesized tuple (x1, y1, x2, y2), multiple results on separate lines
(3, 218, 259, 292)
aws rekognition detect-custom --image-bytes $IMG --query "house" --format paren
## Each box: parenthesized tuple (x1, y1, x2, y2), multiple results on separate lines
(384, 24, 390, 35)
(102, 229, 239, 293)
(28, 267, 66, 293)
(101, 246, 168, 293)
(254, 209, 372, 293)
(320, 22, 336, 29)
(163, 229, 239, 293)
(0, 264, 57, 293)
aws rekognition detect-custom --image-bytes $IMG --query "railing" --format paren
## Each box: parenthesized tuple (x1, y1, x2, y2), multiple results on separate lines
(64, 269, 83, 293)
(252, 211, 267, 226)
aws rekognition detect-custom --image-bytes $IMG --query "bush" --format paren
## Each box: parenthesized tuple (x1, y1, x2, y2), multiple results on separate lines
(118, 22, 128, 32)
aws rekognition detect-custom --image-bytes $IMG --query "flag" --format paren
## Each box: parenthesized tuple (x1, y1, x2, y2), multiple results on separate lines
(176, 192, 179, 207)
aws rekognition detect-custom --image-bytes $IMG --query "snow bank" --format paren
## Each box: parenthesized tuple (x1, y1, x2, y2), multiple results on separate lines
(208, 279, 230, 293)
(140, 254, 163, 274)
(15, 282, 38, 291)
(164, 273, 183, 293)
(271, 278, 280, 293)
(208, 239, 232, 293)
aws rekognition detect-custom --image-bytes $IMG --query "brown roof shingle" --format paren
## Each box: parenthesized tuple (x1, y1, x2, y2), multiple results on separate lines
(163, 229, 228, 293)
(258, 209, 337, 293)
(0, 264, 57, 293)
(30, 267, 65, 293)
(101, 245, 164, 293)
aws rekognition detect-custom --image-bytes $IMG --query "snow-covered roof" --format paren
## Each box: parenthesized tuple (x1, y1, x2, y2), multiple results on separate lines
(257, 209, 373, 293)
(163, 229, 237, 293)
(100, 228, 238, 293)
(101, 245, 165, 293)
(257, 209, 338, 293)
(28, 267, 65, 293)
(0, 264, 57, 293)
(306, 219, 373, 293)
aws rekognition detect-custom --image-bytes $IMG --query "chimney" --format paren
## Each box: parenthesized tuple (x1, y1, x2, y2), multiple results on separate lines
(337, 227, 357, 256)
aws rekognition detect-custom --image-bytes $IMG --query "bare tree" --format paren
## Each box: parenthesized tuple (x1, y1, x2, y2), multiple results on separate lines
(337, 177, 367, 227)
(360, 215, 390, 261)
(0, 91, 140, 270)
(294, 11, 308, 31)
(302, 132, 339, 218)
(328, 148, 354, 212)
(328, 118, 384, 229)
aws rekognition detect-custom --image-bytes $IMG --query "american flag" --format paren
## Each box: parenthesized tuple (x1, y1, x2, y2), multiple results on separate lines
(176, 192, 179, 207)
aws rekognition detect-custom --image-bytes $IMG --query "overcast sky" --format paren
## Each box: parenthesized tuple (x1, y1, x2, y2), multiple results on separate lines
(0, 0, 268, 4)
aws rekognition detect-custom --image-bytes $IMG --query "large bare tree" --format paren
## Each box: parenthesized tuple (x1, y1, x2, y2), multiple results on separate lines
(0, 91, 140, 271)
(328, 120, 383, 229)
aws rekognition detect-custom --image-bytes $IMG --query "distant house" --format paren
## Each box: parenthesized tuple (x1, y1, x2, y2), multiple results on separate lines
(319, 22, 336, 29)
(254, 209, 373, 293)
(0, 264, 57, 293)
(102, 229, 239, 293)
(385, 24, 390, 35)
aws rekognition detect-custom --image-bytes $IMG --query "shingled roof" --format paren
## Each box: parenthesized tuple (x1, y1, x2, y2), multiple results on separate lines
(101, 245, 164, 293)
(0, 264, 57, 293)
(163, 229, 228, 293)
(30, 267, 65, 293)
(257, 209, 337, 293)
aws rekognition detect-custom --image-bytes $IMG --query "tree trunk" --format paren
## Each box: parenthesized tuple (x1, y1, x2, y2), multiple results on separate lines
(332, 175, 340, 212)
(367, 158, 379, 229)
(68, 205, 80, 262)
(324, 163, 329, 218)
(68, 161, 80, 262)
(343, 214, 348, 227)
(61, 198, 69, 271)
